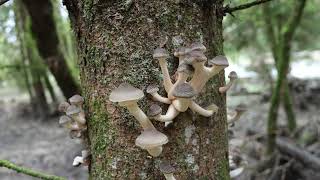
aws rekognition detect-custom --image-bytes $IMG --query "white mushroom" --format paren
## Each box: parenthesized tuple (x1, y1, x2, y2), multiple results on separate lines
(58, 102, 70, 113)
(146, 84, 171, 104)
(189, 102, 218, 117)
(66, 105, 86, 126)
(135, 129, 168, 157)
(153, 48, 173, 93)
(148, 104, 179, 124)
(159, 162, 176, 180)
(171, 83, 196, 112)
(72, 156, 84, 167)
(219, 71, 238, 93)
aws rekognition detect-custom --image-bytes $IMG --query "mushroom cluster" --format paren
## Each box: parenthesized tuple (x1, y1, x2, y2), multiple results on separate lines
(109, 42, 246, 178)
(58, 95, 90, 167)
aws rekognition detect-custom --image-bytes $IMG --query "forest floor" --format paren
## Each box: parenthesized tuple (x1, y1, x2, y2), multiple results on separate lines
(0, 78, 319, 180)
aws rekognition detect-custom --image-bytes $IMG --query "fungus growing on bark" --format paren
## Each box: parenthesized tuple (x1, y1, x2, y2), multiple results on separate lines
(228, 104, 247, 126)
(58, 102, 70, 113)
(208, 55, 229, 76)
(66, 105, 86, 126)
(109, 83, 155, 130)
(219, 71, 238, 93)
(189, 41, 206, 52)
(146, 84, 171, 104)
(135, 129, 168, 157)
(159, 162, 176, 180)
(148, 104, 180, 124)
(168, 63, 194, 99)
(153, 48, 172, 93)
(69, 130, 82, 139)
(173, 47, 189, 65)
(189, 102, 218, 117)
(69, 95, 84, 107)
(72, 156, 83, 167)
(172, 83, 196, 112)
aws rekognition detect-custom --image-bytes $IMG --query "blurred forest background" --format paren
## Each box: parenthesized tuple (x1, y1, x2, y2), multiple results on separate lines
(0, 0, 320, 179)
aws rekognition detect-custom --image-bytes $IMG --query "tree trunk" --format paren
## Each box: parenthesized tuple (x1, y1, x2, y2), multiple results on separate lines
(65, 0, 229, 179)
(22, 0, 80, 99)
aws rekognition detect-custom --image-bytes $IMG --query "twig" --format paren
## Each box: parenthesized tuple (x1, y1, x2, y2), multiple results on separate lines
(0, 0, 10, 6)
(0, 160, 66, 180)
(224, 0, 274, 15)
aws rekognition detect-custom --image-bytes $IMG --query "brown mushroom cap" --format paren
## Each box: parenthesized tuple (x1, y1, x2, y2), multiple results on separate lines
(159, 162, 176, 174)
(177, 63, 194, 75)
(109, 83, 144, 103)
(184, 51, 207, 64)
(146, 84, 159, 94)
(58, 102, 70, 112)
(172, 83, 196, 98)
(190, 42, 206, 52)
(153, 48, 169, 59)
(147, 104, 162, 117)
(66, 105, 81, 116)
(135, 129, 168, 149)
(59, 115, 72, 125)
(228, 71, 238, 79)
(69, 95, 84, 106)
(208, 55, 229, 67)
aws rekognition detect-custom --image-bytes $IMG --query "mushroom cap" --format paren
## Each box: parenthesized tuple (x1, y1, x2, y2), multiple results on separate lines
(66, 105, 81, 116)
(69, 95, 84, 106)
(172, 83, 196, 98)
(190, 42, 206, 52)
(59, 115, 72, 125)
(174, 47, 188, 57)
(58, 102, 70, 112)
(208, 55, 229, 67)
(153, 48, 169, 59)
(147, 104, 162, 117)
(177, 63, 194, 75)
(109, 83, 144, 103)
(135, 129, 168, 149)
(235, 104, 247, 112)
(146, 84, 159, 94)
(228, 71, 238, 79)
(159, 162, 176, 174)
(184, 51, 207, 64)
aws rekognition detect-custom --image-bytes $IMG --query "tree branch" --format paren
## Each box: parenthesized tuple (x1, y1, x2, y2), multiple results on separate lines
(0, 0, 10, 6)
(224, 0, 273, 15)
(0, 160, 66, 180)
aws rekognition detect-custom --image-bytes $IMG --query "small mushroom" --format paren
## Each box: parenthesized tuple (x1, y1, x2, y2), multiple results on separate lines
(69, 95, 84, 107)
(135, 129, 168, 157)
(168, 63, 194, 100)
(109, 83, 155, 130)
(159, 162, 176, 180)
(58, 102, 70, 113)
(69, 130, 82, 139)
(172, 83, 196, 112)
(188, 41, 206, 52)
(148, 104, 179, 123)
(189, 102, 218, 117)
(173, 46, 189, 65)
(72, 156, 84, 167)
(207, 55, 229, 76)
(146, 84, 171, 104)
(228, 104, 247, 125)
(153, 48, 173, 93)
(59, 115, 73, 129)
(219, 71, 238, 93)
(66, 105, 86, 126)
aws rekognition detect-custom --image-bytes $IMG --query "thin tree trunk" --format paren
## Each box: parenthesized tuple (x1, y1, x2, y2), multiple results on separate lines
(65, 0, 229, 179)
(42, 72, 58, 104)
(22, 0, 80, 99)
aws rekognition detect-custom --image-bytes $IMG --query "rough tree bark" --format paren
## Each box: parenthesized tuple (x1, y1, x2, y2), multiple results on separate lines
(65, 0, 229, 179)
(22, 0, 80, 98)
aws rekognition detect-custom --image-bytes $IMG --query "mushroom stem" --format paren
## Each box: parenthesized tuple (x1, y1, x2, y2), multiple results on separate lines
(159, 59, 173, 93)
(163, 173, 176, 180)
(227, 111, 245, 125)
(208, 66, 225, 77)
(146, 146, 163, 157)
(189, 102, 218, 117)
(150, 92, 171, 104)
(172, 98, 191, 112)
(153, 104, 180, 122)
(120, 101, 155, 130)
(189, 63, 211, 93)
(168, 73, 188, 99)
(219, 78, 236, 93)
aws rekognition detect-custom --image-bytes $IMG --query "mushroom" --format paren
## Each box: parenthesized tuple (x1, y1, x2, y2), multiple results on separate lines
(59, 115, 81, 130)
(147, 104, 179, 123)
(146, 84, 171, 104)
(219, 71, 238, 93)
(188, 41, 206, 52)
(207, 55, 229, 76)
(135, 129, 168, 157)
(168, 63, 194, 100)
(153, 48, 173, 93)
(227, 104, 247, 125)
(173, 46, 189, 65)
(172, 83, 196, 112)
(66, 105, 86, 126)
(159, 162, 176, 180)
(72, 156, 83, 167)
(69, 130, 82, 139)
(58, 102, 70, 113)
(69, 95, 84, 107)
(189, 102, 218, 117)
(109, 83, 155, 130)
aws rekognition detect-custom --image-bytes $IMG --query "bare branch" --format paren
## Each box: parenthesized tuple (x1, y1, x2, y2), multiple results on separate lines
(0, 0, 10, 6)
(224, 0, 274, 15)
